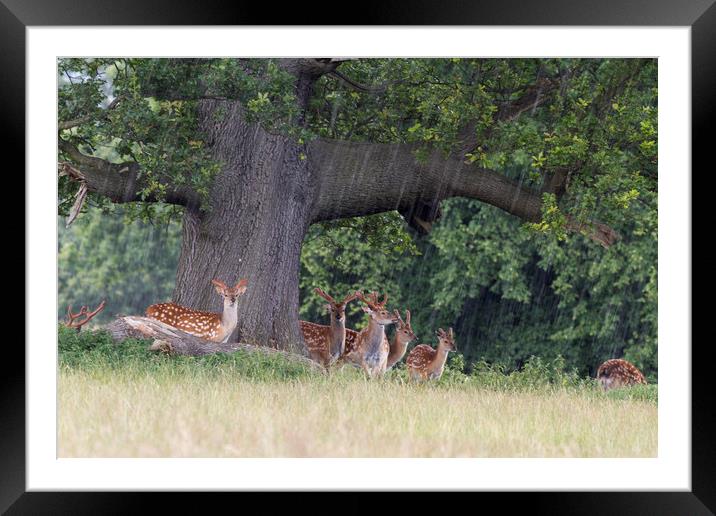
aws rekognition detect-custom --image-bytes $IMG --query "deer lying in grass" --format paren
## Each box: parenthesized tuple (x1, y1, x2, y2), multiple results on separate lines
(300, 288, 359, 368)
(596, 358, 647, 391)
(145, 279, 248, 343)
(386, 309, 417, 370)
(345, 291, 398, 378)
(405, 327, 456, 381)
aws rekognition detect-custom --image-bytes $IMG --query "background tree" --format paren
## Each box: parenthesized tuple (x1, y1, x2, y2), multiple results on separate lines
(58, 207, 180, 325)
(58, 58, 657, 354)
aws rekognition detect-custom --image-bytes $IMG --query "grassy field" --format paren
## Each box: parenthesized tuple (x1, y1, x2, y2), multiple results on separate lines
(58, 327, 658, 458)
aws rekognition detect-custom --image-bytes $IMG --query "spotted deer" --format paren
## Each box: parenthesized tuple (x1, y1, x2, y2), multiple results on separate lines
(345, 291, 398, 378)
(386, 309, 417, 370)
(145, 278, 248, 343)
(596, 358, 647, 391)
(406, 327, 456, 381)
(300, 288, 359, 368)
(342, 327, 361, 364)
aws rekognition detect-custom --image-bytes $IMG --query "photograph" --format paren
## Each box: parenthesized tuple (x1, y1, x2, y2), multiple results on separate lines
(56, 56, 659, 459)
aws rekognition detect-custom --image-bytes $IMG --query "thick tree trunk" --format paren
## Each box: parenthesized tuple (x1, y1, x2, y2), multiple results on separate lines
(172, 100, 316, 353)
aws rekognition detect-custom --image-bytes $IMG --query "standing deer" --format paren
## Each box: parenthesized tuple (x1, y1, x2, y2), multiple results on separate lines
(386, 309, 417, 370)
(145, 278, 248, 343)
(346, 291, 399, 378)
(300, 288, 359, 368)
(405, 327, 456, 381)
(596, 358, 647, 391)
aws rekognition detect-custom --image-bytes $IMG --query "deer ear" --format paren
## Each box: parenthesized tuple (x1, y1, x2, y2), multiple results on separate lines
(361, 305, 372, 314)
(212, 279, 227, 293)
(235, 279, 248, 294)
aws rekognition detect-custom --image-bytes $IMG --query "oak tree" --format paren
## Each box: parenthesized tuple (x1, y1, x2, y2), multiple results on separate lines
(58, 58, 656, 352)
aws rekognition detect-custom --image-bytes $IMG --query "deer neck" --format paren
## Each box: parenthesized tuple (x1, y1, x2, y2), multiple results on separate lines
(387, 332, 410, 369)
(328, 312, 347, 360)
(220, 299, 239, 337)
(430, 344, 450, 370)
(362, 319, 387, 356)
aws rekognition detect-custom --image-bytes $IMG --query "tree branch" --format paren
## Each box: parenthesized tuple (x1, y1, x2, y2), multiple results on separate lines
(309, 139, 543, 223)
(58, 139, 201, 208)
(457, 76, 561, 155)
(278, 58, 344, 79)
(308, 139, 618, 247)
(58, 95, 124, 130)
(541, 164, 577, 200)
(328, 69, 395, 94)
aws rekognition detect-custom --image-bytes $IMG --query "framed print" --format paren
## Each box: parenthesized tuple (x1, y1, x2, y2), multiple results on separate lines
(9, 0, 710, 512)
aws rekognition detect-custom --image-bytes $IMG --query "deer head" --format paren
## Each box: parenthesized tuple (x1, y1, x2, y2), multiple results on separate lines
(436, 327, 457, 352)
(314, 287, 358, 323)
(394, 309, 417, 341)
(212, 278, 249, 306)
(355, 290, 398, 325)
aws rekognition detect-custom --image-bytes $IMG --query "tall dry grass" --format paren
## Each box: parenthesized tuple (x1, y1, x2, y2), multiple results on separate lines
(58, 368, 657, 458)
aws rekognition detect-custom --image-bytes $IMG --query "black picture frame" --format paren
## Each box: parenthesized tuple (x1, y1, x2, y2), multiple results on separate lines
(8, 0, 709, 513)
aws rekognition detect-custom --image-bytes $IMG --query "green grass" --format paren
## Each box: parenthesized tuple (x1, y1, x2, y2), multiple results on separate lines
(58, 326, 657, 403)
(59, 325, 315, 381)
(57, 326, 658, 457)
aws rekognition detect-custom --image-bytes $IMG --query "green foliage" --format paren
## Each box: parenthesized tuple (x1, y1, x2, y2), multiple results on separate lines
(58, 59, 221, 218)
(527, 193, 569, 241)
(469, 355, 588, 391)
(58, 205, 181, 324)
(58, 324, 155, 369)
(602, 383, 657, 403)
(313, 211, 420, 258)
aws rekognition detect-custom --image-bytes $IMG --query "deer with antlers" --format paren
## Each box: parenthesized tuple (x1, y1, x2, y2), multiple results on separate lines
(299, 288, 359, 368)
(386, 309, 417, 370)
(65, 300, 106, 331)
(596, 358, 647, 391)
(405, 327, 456, 381)
(343, 291, 399, 378)
(145, 278, 248, 343)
